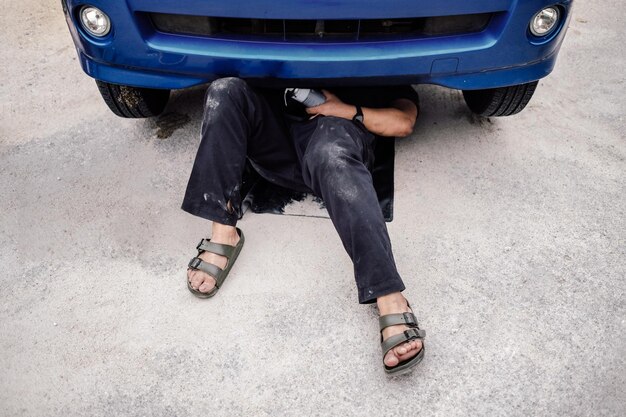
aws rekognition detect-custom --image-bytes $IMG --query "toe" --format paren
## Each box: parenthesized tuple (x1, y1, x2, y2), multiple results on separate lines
(198, 278, 216, 293)
(188, 270, 215, 293)
(187, 270, 200, 288)
(190, 271, 205, 289)
(394, 341, 413, 356)
(413, 340, 423, 351)
(384, 351, 399, 367)
(392, 342, 411, 355)
(395, 341, 422, 362)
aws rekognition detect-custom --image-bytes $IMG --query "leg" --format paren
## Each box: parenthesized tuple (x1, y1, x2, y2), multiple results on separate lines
(182, 78, 302, 294)
(300, 117, 422, 367)
(300, 117, 404, 304)
(182, 77, 303, 225)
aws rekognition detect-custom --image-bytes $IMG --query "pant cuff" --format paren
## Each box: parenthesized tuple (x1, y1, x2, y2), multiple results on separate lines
(358, 279, 406, 304)
(181, 202, 239, 226)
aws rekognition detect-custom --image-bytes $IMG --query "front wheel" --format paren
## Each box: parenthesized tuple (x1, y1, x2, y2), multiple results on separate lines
(462, 81, 539, 117)
(95, 80, 170, 118)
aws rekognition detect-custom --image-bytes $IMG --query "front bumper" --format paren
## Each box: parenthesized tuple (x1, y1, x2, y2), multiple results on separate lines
(62, 0, 573, 90)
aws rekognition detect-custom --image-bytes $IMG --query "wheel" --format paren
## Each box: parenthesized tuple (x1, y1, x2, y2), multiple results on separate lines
(462, 81, 539, 117)
(95, 80, 170, 118)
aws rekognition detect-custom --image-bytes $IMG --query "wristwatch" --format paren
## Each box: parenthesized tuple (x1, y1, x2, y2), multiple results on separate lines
(352, 105, 364, 123)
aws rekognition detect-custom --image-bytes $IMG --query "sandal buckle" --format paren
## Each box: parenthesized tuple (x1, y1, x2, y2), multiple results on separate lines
(196, 239, 208, 251)
(404, 329, 418, 339)
(188, 257, 202, 269)
(403, 312, 417, 326)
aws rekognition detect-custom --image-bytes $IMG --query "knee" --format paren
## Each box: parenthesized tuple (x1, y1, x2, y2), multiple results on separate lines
(306, 135, 354, 174)
(305, 117, 366, 170)
(304, 141, 362, 204)
(204, 77, 248, 111)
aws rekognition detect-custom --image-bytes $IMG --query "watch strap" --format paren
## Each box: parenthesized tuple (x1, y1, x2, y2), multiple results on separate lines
(352, 105, 363, 122)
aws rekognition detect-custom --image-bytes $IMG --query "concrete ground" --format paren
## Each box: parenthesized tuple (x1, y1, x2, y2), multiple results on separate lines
(1, 1, 624, 416)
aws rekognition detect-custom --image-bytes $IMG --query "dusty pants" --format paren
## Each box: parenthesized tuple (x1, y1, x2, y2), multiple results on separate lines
(182, 78, 405, 303)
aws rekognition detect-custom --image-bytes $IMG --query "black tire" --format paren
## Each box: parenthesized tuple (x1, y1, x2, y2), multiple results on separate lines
(462, 81, 538, 117)
(95, 80, 170, 118)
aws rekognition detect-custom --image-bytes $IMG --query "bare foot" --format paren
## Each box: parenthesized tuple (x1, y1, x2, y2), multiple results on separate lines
(377, 293, 423, 368)
(187, 223, 240, 294)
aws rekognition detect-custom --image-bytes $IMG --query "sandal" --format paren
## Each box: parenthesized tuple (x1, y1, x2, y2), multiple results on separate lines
(186, 227, 245, 298)
(379, 306, 426, 375)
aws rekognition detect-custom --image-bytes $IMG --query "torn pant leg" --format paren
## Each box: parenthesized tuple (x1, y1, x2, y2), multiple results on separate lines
(181, 78, 303, 225)
(300, 117, 406, 304)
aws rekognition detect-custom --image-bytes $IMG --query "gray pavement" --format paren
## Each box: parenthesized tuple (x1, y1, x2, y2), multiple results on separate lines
(1, 1, 624, 416)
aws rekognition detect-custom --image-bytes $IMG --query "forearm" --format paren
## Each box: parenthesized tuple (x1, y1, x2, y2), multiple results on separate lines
(305, 91, 418, 137)
(308, 103, 415, 137)
(360, 107, 415, 137)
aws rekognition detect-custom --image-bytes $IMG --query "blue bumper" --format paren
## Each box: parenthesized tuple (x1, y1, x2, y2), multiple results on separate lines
(62, 0, 573, 90)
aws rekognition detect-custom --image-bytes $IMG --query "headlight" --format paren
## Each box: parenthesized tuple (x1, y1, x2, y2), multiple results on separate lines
(80, 6, 111, 37)
(530, 7, 560, 37)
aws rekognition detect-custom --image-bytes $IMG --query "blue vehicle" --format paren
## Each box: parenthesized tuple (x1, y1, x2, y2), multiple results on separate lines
(61, 0, 572, 118)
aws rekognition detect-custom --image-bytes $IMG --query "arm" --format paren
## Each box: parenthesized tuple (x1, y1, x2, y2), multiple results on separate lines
(305, 89, 418, 137)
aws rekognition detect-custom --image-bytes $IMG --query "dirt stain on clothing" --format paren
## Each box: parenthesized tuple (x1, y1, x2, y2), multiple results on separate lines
(155, 112, 191, 139)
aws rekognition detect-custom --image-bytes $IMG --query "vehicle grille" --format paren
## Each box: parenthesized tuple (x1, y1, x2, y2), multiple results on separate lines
(148, 13, 494, 42)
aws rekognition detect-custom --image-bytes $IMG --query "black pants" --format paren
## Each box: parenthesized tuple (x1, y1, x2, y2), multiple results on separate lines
(182, 78, 405, 303)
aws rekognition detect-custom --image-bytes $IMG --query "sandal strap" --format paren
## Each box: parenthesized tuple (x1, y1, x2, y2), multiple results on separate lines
(196, 239, 235, 258)
(381, 328, 426, 356)
(379, 312, 419, 331)
(188, 257, 223, 284)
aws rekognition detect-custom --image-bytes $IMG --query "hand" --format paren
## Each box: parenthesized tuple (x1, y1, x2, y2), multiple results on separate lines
(305, 90, 356, 120)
